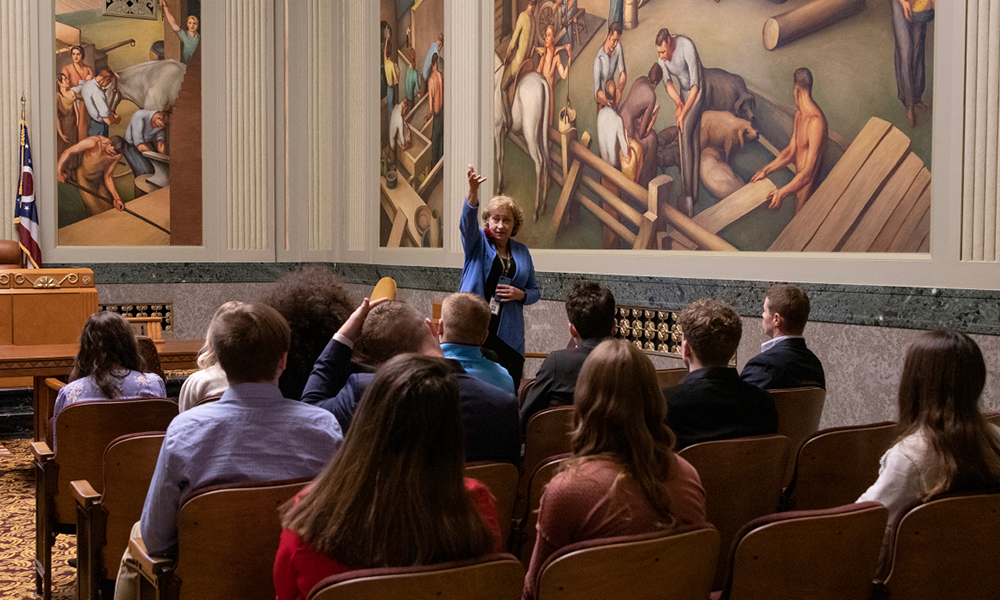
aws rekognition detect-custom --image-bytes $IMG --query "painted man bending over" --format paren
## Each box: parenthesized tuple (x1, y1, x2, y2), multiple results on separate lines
(656, 28, 704, 218)
(751, 67, 828, 213)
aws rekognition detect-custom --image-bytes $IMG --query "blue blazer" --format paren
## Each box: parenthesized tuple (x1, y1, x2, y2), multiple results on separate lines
(458, 200, 540, 356)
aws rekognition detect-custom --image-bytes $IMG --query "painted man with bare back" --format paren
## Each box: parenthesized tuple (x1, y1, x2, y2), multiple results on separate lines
(751, 67, 828, 213)
(535, 25, 571, 122)
(57, 135, 127, 216)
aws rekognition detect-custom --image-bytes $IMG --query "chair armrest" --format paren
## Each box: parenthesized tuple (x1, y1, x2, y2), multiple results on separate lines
(30, 440, 54, 463)
(71, 479, 102, 509)
(128, 536, 174, 578)
(44, 377, 67, 391)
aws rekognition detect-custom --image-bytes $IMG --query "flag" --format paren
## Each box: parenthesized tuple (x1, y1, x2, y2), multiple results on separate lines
(15, 121, 41, 269)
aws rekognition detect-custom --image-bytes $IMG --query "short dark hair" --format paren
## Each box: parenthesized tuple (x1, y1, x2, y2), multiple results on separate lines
(211, 303, 291, 384)
(431, 53, 438, 68)
(566, 281, 616, 340)
(608, 21, 622, 37)
(355, 301, 430, 366)
(71, 44, 86, 58)
(108, 136, 126, 154)
(678, 298, 741, 366)
(647, 63, 663, 86)
(655, 28, 672, 47)
(793, 67, 813, 93)
(766, 283, 810, 335)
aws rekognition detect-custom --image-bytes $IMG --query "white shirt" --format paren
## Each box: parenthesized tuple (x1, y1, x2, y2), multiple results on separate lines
(388, 104, 409, 150)
(761, 334, 804, 353)
(597, 106, 628, 167)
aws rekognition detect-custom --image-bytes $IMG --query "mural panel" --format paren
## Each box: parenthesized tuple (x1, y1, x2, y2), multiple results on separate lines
(379, 0, 445, 248)
(493, 0, 934, 252)
(55, 0, 202, 246)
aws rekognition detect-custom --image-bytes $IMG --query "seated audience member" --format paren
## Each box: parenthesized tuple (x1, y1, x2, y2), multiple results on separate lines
(665, 298, 778, 450)
(114, 303, 343, 599)
(302, 298, 519, 463)
(520, 281, 616, 429)
(858, 330, 1000, 572)
(275, 354, 502, 600)
(178, 301, 242, 411)
(439, 292, 516, 394)
(54, 311, 165, 417)
(522, 339, 707, 600)
(741, 283, 825, 390)
(259, 266, 356, 400)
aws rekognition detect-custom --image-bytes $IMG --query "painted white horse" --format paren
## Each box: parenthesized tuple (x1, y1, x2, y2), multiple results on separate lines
(115, 59, 187, 111)
(494, 52, 551, 222)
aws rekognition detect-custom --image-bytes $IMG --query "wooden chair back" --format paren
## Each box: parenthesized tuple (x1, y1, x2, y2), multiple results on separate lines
(51, 398, 176, 524)
(308, 553, 525, 600)
(783, 421, 897, 511)
(534, 526, 720, 600)
(879, 492, 1000, 599)
(73, 432, 165, 600)
(516, 406, 574, 517)
(465, 461, 520, 547)
(136, 336, 165, 379)
(517, 454, 571, 564)
(719, 502, 888, 600)
(769, 387, 826, 486)
(192, 392, 224, 408)
(984, 412, 1000, 426)
(678, 434, 790, 590)
(656, 367, 688, 390)
(517, 378, 536, 409)
(172, 479, 309, 599)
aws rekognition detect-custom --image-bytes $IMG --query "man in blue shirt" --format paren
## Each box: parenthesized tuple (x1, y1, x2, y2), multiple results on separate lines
(122, 109, 167, 177)
(115, 303, 343, 597)
(439, 292, 515, 394)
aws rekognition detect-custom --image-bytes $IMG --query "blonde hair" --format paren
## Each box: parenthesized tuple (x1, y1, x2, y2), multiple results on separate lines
(482, 196, 524, 237)
(196, 301, 245, 369)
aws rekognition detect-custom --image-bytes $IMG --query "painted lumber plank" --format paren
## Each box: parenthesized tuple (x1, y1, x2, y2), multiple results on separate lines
(869, 167, 931, 252)
(578, 193, 638, 244)
(888, 186, 931, 252)
(917, 232, 930, 253)
(769, 117, 892, 251)
(693, 179, 778, 233)
(804, 126, 912, 251)
(552, 159, 584, 230)
(841, 152, 925, 252)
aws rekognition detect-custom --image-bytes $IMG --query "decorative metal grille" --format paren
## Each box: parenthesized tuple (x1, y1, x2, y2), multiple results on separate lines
(613, 306, 683, 357)
(100, 303, 173, 332)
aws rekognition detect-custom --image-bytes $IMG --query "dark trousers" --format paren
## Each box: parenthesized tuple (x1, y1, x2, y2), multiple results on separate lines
(678, 93, 703, 201)
(891, 1, 932, 109)
(431, 107, 444, 165)
(483, 333, 525, 387)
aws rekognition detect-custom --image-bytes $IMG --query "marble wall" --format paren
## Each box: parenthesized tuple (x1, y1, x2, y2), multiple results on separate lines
(101, 277, 1000, 431)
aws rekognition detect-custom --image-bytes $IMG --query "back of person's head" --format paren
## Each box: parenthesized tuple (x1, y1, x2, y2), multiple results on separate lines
(281, 354, 494, 566)
(196, 301, 245, 369)
(354, 301, 434, 366)
(897, 329, 1000, 498)
(793, 67, 813, 94)
(678, 298, 741, 366)
(765, 283, 811, 335)
(441, 292, 490, 346)
(566, 281, 616, 340)
(259, 266, 354, 398)
(571, 339, 677, 522)
(210, 303, 290, 385)
(72, 311, 144, 399)
(647, 62, 663, 87)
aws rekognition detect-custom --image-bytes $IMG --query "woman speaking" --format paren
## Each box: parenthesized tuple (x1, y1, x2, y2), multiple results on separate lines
(459, 165, 540, 386)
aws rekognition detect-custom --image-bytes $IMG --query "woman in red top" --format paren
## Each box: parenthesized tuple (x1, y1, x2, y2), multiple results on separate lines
(522, 339, 708, 600)
(274, 354, 502, 600)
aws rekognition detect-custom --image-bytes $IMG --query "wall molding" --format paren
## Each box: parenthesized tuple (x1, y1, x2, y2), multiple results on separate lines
(48, 262, 1000, 336)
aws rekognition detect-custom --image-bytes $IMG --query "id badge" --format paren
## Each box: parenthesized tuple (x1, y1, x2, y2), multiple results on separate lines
(489, 296, 501, 314)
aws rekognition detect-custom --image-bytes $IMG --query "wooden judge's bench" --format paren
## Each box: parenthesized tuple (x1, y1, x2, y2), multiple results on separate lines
(0, 268, 200, 442)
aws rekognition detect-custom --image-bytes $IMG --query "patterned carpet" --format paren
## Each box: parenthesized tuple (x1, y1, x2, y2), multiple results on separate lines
(0, 438, 77, 600)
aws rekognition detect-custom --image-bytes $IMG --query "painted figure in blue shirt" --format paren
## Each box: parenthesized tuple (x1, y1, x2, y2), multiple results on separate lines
(160, 0, 200, 63)
(439, 292, 516, 395)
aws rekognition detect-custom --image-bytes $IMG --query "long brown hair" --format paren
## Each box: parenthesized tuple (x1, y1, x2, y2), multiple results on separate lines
(70, 311, 144, 399)
(569, 339, 678, 523)
(897, 329, 1000, 498)
(281, 354, 495, 567)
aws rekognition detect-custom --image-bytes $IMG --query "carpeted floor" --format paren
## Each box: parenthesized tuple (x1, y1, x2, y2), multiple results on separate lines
(0, 438, 77, 600)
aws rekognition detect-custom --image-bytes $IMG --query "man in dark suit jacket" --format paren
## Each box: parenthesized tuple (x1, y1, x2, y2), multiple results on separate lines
(520, 281, 616, 429)
(301, 298, 520, 464)
(741, 283, 825, 390)
(665, 298, 778, 450)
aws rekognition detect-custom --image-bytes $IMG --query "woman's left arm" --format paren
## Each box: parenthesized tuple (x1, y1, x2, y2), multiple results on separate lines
(522, 251, 540, 305)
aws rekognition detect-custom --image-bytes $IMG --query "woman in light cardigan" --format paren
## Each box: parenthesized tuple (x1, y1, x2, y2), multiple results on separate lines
(459, 165, 540, 385)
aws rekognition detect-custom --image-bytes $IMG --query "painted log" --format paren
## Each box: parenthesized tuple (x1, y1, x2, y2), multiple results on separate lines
(763, 0, 867, 51)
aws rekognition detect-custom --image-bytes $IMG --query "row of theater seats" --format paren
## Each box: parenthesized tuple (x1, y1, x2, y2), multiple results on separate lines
(31, 384, 1000, 600)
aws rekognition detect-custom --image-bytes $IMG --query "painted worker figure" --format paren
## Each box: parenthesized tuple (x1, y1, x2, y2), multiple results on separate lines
(160, 0, 200, 63)
(123, 110, 168, 177)
(655, 28, 704, 218)
(500, 0, 536, 124)
(424, 54, 444, 165)
(75, 70, 121, 138)
(57, 135, 127, 215)
(534, 25, 571, 122)
(890, 0, 934, 128)
(594, 22, 627, 111)
(750, 67, 828, 213)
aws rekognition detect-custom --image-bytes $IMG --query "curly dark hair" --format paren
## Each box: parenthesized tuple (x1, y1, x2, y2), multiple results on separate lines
(678, 298, 742, 366)
(70, 311, 145, 399)
(258, 266, 355, 399)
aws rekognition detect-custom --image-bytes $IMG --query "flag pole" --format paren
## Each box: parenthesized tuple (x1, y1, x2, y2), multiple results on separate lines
(17, 94, 26, 202)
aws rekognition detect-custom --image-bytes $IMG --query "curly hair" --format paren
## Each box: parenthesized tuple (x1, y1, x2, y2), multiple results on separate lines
(678, 298, 742, 366)
(70, 311, 145, 399)
(482, 196, 524, 238)
(566, 280, 616, 340)
(259, 266, 355, 399)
